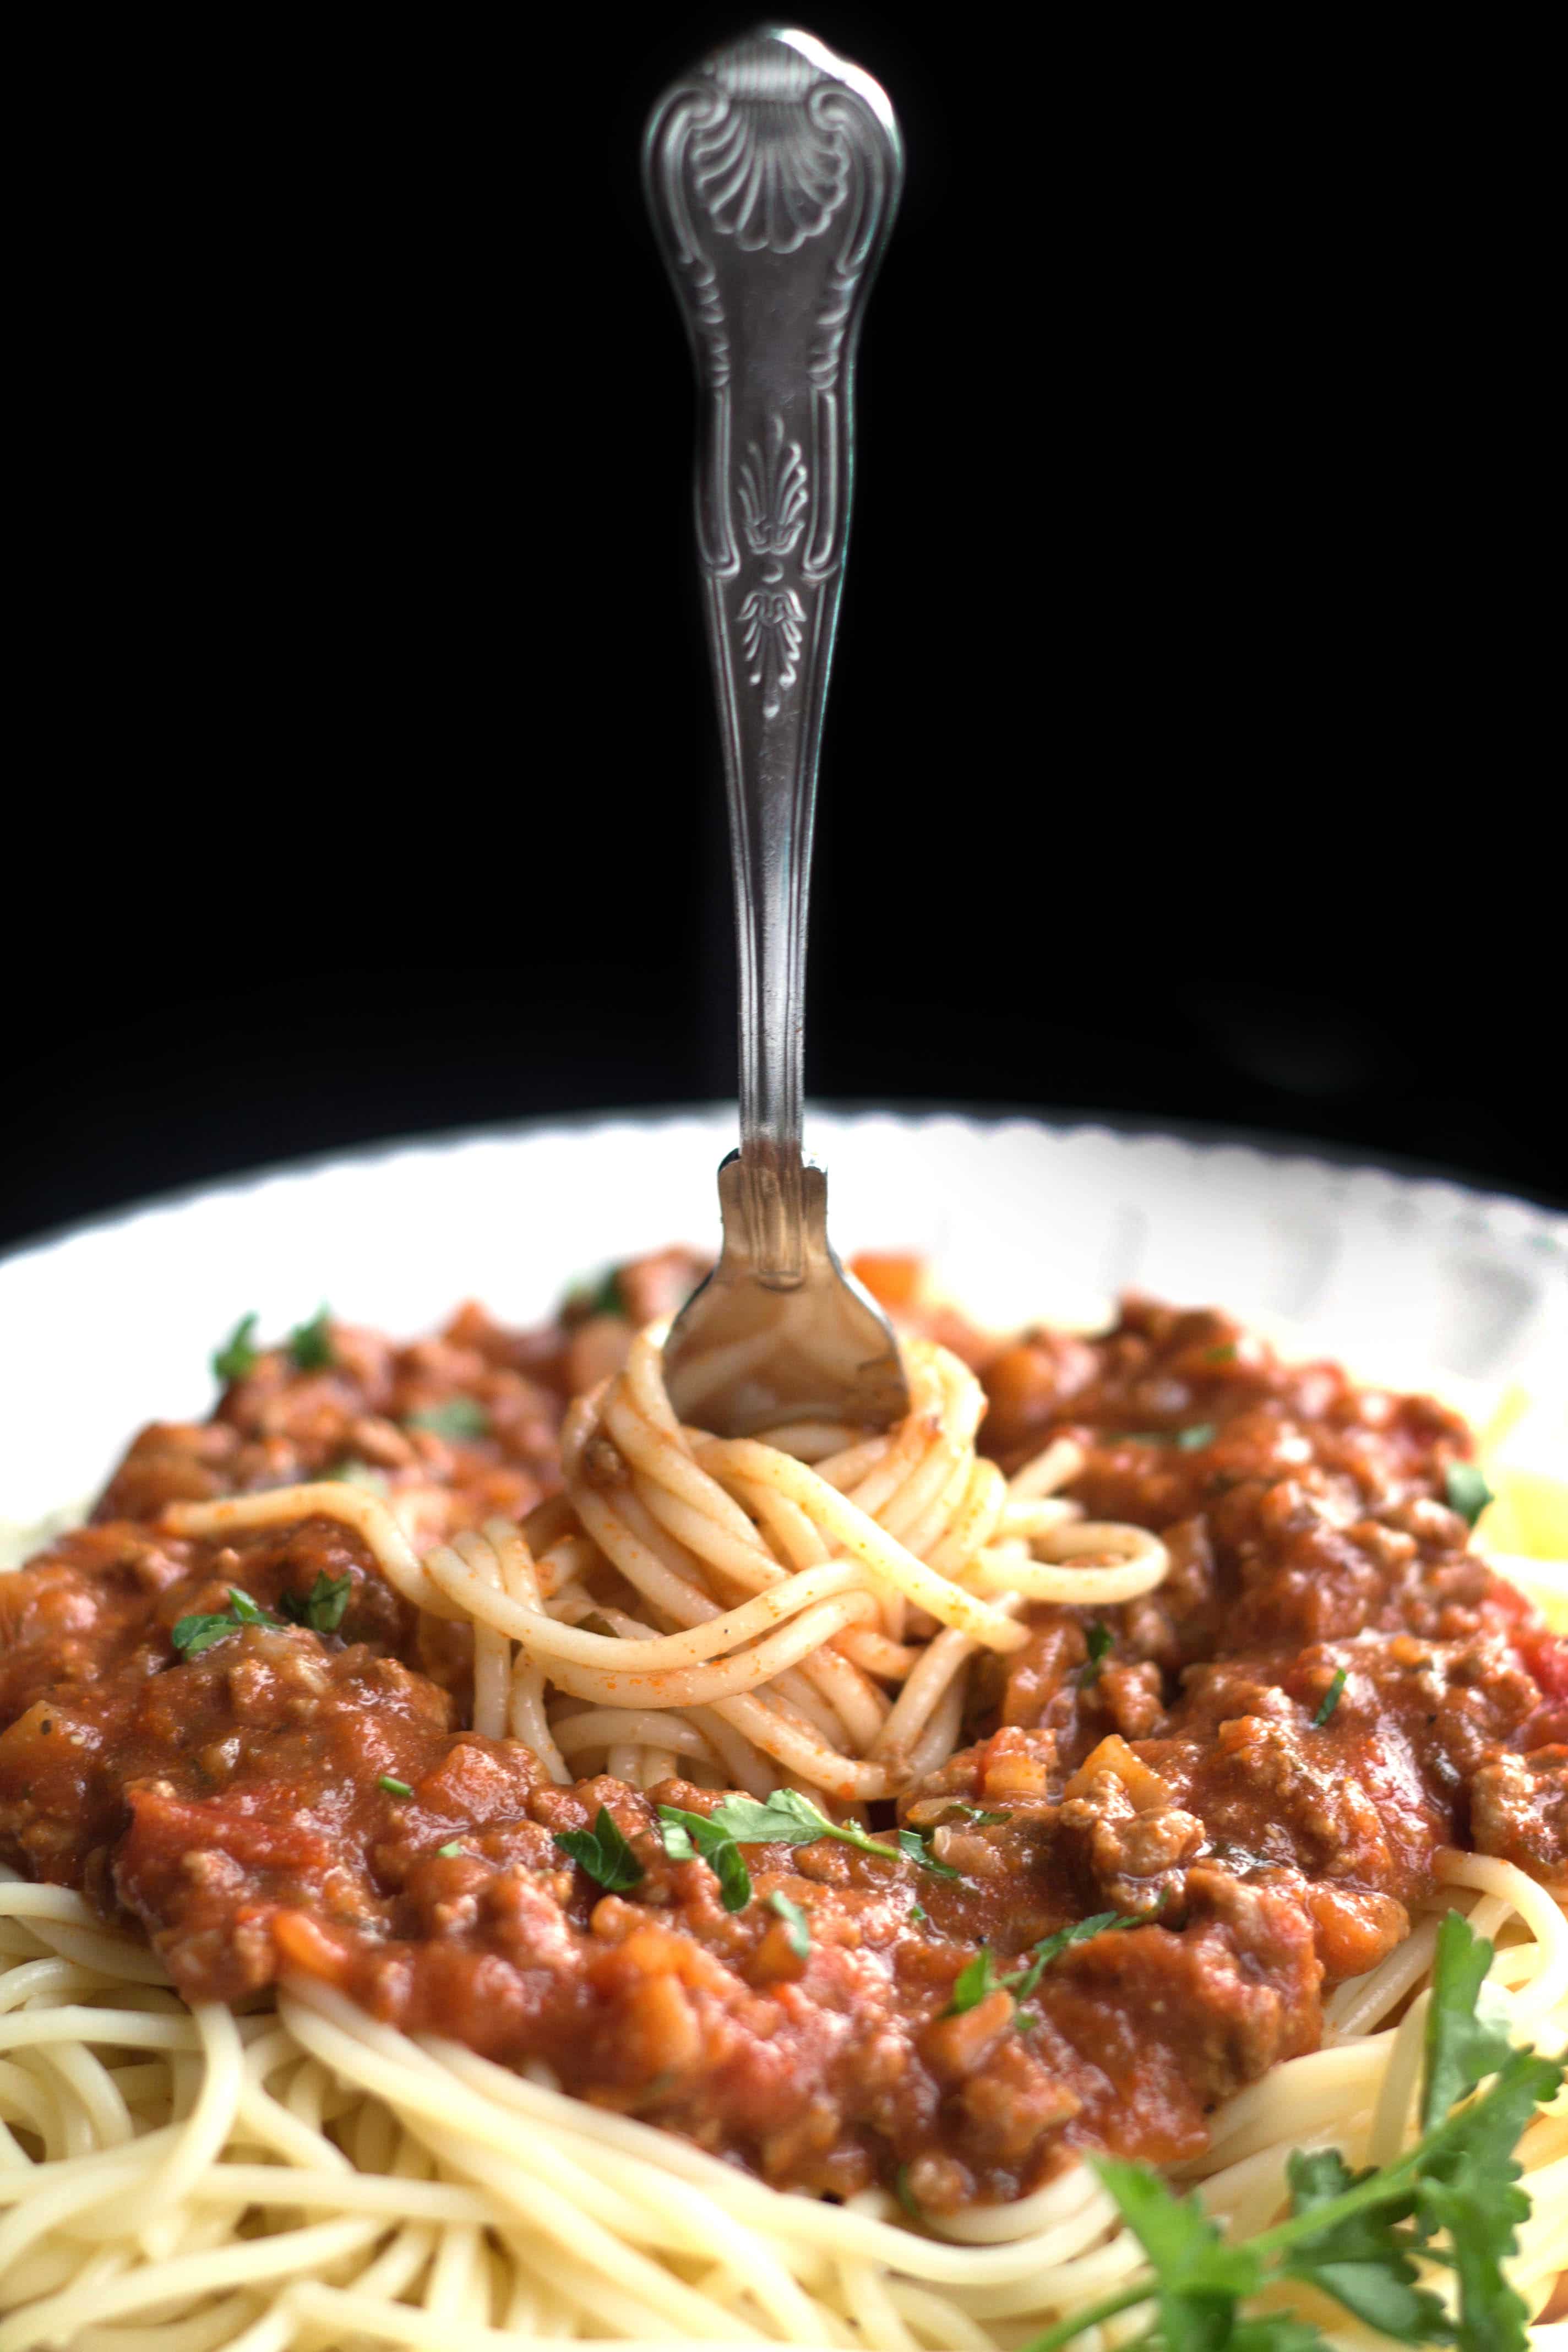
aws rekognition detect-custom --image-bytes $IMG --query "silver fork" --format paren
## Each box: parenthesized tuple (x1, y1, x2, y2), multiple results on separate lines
(645, 26, 911, 1439)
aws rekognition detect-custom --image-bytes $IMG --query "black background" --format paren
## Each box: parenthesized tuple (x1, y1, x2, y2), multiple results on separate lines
(6, 9, 1559, 1259)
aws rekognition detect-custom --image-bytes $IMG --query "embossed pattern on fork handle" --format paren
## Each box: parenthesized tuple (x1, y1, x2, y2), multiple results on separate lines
(644, 28, 903, 1285)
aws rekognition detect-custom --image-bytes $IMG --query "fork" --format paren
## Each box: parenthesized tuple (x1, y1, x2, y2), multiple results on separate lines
(644, 26, 911, 1439)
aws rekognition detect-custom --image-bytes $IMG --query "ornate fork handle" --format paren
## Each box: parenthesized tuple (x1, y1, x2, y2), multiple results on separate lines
(644, 29, 903, 1283)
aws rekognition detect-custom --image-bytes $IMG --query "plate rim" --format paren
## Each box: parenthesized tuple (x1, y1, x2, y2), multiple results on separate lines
(5, 1099, 1565, 1283)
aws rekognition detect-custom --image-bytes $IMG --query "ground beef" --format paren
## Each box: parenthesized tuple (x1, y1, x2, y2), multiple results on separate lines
(1, 1280, 1564, 2214)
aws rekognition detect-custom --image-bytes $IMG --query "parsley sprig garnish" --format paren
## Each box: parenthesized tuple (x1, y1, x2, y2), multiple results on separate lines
(1019, 1911, 1561, 2351)
(944, 1912, 1141, 2021)
(657, 1788, 961, 1915)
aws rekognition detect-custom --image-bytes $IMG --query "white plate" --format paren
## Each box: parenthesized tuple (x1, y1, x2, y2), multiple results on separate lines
(2, 1109, 1565, 1528)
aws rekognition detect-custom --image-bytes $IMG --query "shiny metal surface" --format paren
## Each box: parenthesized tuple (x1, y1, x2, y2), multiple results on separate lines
(644, 26, 910, 1434)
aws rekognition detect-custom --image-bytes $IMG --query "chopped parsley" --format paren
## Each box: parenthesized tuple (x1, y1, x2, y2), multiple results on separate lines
(1011, 1913, 1140, 2013)
(211, 1313, 260, 1384)
(893, 1827, 962, 1879)
(1017, 1911, 1561, 2351)
(1080, 1620, 1114, 1685)
(437, 1841, 466, 1859)
(377, 1776, 413, 1799)
(1204, 1343, 1239, 1364)
(894, 2164, 923, 2222)
(1445, 1460, 1494, 1529)
(1313, 1667, 1349, 1727)
(278, 1571, 352, 1635)
(1174, 1422, 1217, 1450)
(657, 1804, 752, 1910)
(554, 1805, 645, 1894)
(405, 1397, 491, 1442)
(766, 1888, 812, 1960)
(945, 1913, 1140, 2021)
(288, 1306, 334, 1371)
(928, 1802, 1013, 1827)
(658, 1789, 963, 1916)
(944, 1947, 1007, 2016)
(170, 1586, 282, 1657)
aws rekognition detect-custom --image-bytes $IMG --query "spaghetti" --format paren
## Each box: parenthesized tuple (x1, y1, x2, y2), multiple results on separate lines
(163, 1329, 1158, 1811)
(3, 1856, 1568, 2346)
(1, 1291, 1566, 2348)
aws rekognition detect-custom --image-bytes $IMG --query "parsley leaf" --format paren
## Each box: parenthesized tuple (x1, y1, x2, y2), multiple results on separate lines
(657, 1804, 752, 1909)
(278, 1571, 352, 1634)
(170, 1586, 283, 1657)
(1417, 2143, 1533, 2351)
(1096, 2160, 1262, 2338)
(1312, 1667, 1348, 1728)
(212, 1313, 259, 1384)
(1422, 1910, 1518, 2132)
(708, 1788, 962, 1879)
(895, 1827, 962, 1879)
(288, 1306, 334, 1371)
(1445, 1461, 1494, 1529)
(946, 1915, 1143, 2025)
(1175, 1422, 1217, 1450)
(1281, 2148, 1447, 2343)
(658, 1789, 967, 1913)
(377, 1776, 413, 1798)
(554, 1805, 645, 1894)
(706, 1790, 834, 1844)
(405, 1397, 491, 1442)
(944, 1948, 1005, 2016)
(1227, 2322, 1328, 2350)
(1081, 1620, 1114, 1685)
(766, 1888, 812, 1960)
(1010, 1912, 1139, 2012)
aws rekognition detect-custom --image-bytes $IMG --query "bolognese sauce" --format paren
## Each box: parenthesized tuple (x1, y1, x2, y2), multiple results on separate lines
(1, 1268, 1564, 2216)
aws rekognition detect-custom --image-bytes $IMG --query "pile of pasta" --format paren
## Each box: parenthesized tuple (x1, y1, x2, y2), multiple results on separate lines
(166, 1329, 1166, 1809)
(1, 1327, 1566, 2349)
